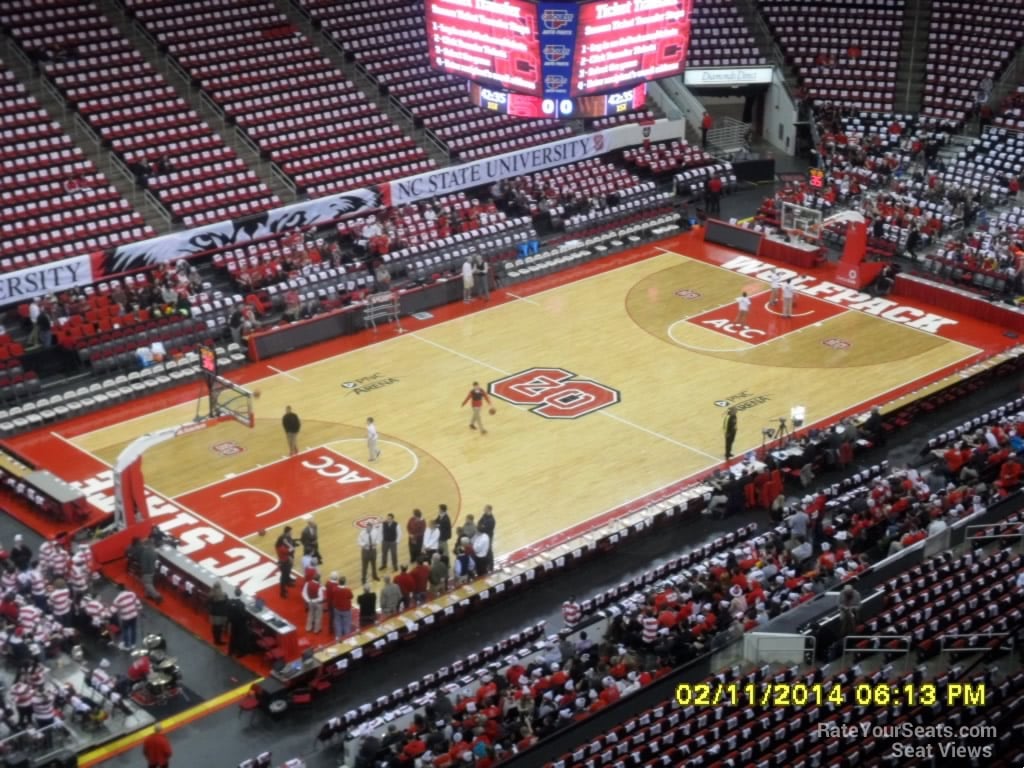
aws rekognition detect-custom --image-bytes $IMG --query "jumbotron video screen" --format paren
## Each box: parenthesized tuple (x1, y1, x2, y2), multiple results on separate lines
(426, 0, 543, 95)
(426, 0, 693, 117)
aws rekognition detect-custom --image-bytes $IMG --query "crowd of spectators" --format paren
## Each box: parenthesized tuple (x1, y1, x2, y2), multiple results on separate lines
(757, 109, 956, 241)
(486, 163, 644, 234)
(931, 205, 1024, 295)
(227, 229, 324, 294)
(344, 401, 1024, 766)
(747, 104, 1024, 298)
(0, 532, 146, 741)
(25, 257, 207, 353)
(938, 413, 1024, 496)
(349, 626, 675, 768)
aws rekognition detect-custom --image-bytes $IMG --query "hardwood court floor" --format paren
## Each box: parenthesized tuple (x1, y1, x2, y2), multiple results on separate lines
(46, 235, 1009, 591)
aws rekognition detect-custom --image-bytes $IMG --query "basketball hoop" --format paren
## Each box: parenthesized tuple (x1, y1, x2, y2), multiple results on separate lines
(209, 375, 256, 429)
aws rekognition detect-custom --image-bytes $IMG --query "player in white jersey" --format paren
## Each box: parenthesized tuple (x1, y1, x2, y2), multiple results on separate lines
(366, 417, 381, 462)
(734, 291, 751, 328)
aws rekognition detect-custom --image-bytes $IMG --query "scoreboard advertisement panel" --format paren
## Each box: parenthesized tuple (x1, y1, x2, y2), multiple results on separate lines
(537, 1, 580, 100)
(572, 0, 693, 95)
(425, 0, 542, 95)
(470, 81, 646, 118)
(427, 0, 692, 106)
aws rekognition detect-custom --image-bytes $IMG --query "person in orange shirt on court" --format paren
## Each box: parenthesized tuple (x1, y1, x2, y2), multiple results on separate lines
(462, 381, 493, 434)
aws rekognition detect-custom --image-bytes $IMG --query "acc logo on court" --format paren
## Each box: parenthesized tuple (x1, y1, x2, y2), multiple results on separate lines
(211, 441, 244, 456)
(489, 367, 619, 419)
(354, 515, 383, 529)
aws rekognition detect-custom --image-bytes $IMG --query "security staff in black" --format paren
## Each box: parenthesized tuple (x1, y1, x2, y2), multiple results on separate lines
(380, 513, 400, 571)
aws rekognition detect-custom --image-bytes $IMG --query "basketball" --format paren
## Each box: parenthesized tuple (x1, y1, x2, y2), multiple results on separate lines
(489, 408, 496, 415)
(253, 389, 261, 399)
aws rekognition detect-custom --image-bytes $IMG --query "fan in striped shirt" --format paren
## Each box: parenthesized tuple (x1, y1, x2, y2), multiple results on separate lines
(112, 584, 142, 650)
(47, 579, 73, 626)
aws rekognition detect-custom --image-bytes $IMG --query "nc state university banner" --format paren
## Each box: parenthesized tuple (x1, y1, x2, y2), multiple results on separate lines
(386, 119, 685, 205)
(0, 118, 685, 303)
(0, 254, 99, 303)
(388, 131, 611, 205)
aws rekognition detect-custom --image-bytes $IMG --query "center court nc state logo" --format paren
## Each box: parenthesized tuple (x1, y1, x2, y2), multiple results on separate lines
(489, 367, 619, 419)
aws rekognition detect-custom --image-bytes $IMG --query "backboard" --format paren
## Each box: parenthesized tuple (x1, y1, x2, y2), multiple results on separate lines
(781, 201, 823, 243)
(210, 375, 255, 428)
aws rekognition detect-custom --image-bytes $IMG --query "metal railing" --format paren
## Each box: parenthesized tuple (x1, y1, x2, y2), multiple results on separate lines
(939, 632, 1011, 654)
(40, 76, 66, 119)
(5, 34, 33, 70)
(708, 116, 752, 153)
(733, 0, 792, 88)
(111, 154, 138, 190)
(965, 521, 1024, 542)
(132, 17, 162, 52)
(991, 43, 1024, 110)
(199, 91, 225, 128)
(168, 57, 194, 94)
(843, 633, 913, 660)
(234, 125, 263, 158)
(363, 291, 404, 332)
(0, 721, 73, 761)
(899, 0, 928, 114)
(144, 189, 173, 228)
(733, 0, 779, 66)
(270, 162, 299, 197)
(646, 81, 683, 121)
(73, 113, 101, 148)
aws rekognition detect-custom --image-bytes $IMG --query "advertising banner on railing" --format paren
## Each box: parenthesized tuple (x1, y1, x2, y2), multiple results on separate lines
(0, 254, 97, 304)
(386, 119, 683, 206)
(1, 118, 684, 304)
(388, 131, 610, 205)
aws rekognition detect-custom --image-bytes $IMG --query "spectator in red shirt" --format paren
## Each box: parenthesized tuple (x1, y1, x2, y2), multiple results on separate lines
(142, 723, 173, 768)
(701, 111, 712, 147)
(410, 559, 430, 605)
(327, 573, 353, 639)
(707, 175, 723, 215)
(393, 565, 414, 611)
(406, 509, 426, 563)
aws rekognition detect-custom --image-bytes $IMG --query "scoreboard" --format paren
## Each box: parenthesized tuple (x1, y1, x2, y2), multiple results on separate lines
(426, 0, 692, 107)
(426, 0, 542, 95)
(572, 0, 691, 96)
(470, 82, 647, 118)
(469, 82, 647, 118)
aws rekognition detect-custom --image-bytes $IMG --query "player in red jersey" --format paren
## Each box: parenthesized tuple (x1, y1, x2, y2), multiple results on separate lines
(461, 381, 493, 434)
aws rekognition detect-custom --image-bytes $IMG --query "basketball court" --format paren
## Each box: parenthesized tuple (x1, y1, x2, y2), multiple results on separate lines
(7, 230, 1013, 651)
